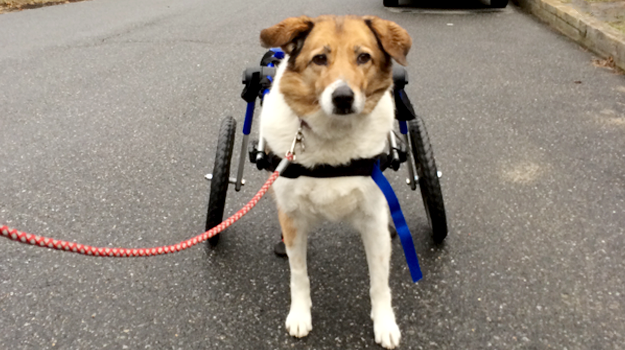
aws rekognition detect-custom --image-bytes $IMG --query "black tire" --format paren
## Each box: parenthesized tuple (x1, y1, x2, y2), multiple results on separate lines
(383, 0, 399, 7)
(274, 240, 287, 257)
(206, 116, 237, 247)
(408, 117, 448, 244)
(490, 0, 508, 8)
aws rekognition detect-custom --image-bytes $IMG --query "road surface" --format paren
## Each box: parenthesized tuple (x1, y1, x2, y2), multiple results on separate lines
(1, 0, 624, 349)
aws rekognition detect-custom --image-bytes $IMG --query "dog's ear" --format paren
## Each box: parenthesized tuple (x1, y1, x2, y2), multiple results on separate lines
(363, 16, 411, 66)
(260, 16, 315, 54)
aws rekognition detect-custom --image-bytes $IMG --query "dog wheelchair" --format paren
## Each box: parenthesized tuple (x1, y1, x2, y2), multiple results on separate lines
(205, 49, 448, 252)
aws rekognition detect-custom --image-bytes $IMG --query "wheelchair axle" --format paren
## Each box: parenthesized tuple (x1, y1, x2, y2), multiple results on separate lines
(204, 174, 246, 187)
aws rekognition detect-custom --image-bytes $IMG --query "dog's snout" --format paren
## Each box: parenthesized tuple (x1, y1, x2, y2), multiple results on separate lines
(320, 80, 362, 116)
(331, 85, 354, 114)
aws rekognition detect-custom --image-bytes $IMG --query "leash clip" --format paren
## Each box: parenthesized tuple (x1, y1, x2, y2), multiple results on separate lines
(286, 127, 304, 160)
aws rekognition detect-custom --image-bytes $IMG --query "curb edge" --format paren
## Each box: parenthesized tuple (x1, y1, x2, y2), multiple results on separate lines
(514, 0, 625, 71)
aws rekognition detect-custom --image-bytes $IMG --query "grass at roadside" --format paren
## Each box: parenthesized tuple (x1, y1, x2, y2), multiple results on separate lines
(610, 21, 625, 34)
(0, 0, 86, 13)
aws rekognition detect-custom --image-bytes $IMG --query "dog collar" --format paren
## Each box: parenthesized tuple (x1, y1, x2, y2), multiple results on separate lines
(299, 119, 311, 130)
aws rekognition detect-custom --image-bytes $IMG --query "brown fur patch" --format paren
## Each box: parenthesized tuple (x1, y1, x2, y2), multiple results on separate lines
(363, 16, 412, 66)
(261, 15, 411, 117)
(260, 16, 314, 52)
(278, 207, 297, 247)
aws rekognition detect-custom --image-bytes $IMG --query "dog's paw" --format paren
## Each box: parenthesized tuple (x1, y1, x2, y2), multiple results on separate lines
(285, 308, 312, 338)
(373, 316, 401, 349)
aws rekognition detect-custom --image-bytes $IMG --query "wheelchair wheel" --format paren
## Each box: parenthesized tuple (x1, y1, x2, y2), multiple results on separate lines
(408, 117, 448, 243)
(206, 116, 237, 247)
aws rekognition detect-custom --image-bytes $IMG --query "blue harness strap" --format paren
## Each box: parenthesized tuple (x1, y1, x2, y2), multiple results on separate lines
(372, 163, 423, 283)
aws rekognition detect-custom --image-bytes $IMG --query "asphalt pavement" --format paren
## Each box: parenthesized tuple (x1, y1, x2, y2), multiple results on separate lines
(1, 0, 624, 349)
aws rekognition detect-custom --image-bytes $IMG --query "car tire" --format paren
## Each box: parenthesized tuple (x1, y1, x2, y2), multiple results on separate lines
(490, 0, 508, 8)
(383, 0, 400, 7)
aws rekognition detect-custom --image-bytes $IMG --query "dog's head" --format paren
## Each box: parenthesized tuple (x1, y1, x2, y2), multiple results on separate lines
(260, 15, 411, 117)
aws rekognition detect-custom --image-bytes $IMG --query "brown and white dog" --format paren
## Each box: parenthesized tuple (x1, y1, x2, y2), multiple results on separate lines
(259, 15, 411, 349)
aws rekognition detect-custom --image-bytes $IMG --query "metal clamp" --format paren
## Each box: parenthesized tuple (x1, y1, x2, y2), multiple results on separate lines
(286, 127, 305, 160)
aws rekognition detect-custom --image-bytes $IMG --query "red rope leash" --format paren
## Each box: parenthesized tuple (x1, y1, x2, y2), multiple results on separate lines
(1, 170, 281, 258)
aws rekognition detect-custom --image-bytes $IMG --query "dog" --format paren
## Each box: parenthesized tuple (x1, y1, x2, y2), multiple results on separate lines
(258, 15, 412, 349)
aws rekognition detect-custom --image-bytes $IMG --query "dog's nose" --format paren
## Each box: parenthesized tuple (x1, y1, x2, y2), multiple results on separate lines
(332, 85, 354, 114)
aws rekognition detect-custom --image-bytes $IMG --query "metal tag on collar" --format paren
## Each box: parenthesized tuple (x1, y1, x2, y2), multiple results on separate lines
(286, 126, 305, 160)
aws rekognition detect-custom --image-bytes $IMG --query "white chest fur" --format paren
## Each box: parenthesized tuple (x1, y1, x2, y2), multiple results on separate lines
(259, 57, 394, 220)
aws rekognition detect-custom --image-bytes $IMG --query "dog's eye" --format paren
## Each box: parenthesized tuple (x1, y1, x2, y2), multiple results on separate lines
(357, 53, 371, 65)
(312, 54, 328, 66)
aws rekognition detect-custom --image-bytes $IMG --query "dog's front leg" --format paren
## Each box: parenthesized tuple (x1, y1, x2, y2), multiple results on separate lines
(352, 203, 401, 349)
(278, 208, 312, 338)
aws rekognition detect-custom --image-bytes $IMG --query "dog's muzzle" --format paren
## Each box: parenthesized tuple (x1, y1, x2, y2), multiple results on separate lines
(321, 80, 364, 116)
